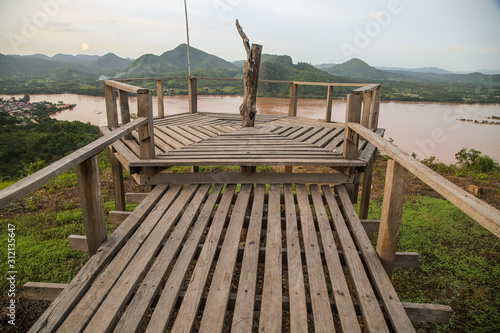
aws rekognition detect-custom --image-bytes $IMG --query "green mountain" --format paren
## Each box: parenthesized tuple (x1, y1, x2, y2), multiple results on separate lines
(123, 44, 238, 77)
(90, 53, 133, 73)
(323, 58, 405, 81)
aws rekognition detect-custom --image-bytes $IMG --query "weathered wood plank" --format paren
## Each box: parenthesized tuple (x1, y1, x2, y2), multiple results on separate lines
(283, 184, 308, 332)
(296, 184, 335, 332)
(68, 235, 88, 252)
(343, 93, 362, 160)
(145, 184, 224, 333)
(109, 211, 132, 226)
(171, 185, 236, 332)
(232, 184, 265, 332)
(125, 192, 148, 204)
(23, 282, 67, 301)
(105, 80, 149, 94)
(289, 83, 298, 117)
(311, 185, 360, 332)
(200, 184, 252, 331)
(259, 184, 283, 333)
(337, 185, 415, 332)
(28, 185, 168, 333)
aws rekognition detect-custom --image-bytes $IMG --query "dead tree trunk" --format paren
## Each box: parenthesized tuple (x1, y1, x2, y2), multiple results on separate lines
(236, 20, 262, 127)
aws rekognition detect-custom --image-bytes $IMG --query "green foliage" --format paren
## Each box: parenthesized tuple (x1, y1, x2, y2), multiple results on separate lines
(455, 148, 500, 173)
(362, 196, 500, 332)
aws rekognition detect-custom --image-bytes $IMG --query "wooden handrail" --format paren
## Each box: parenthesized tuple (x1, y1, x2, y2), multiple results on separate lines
(348, 122, 500, 238)
(0, 117, 149, 208)
(352, 84, 381, 94)
(104, 80, 149, 94)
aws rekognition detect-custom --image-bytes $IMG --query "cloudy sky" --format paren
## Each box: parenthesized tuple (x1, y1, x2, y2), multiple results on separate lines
(1, 0, 499, 71)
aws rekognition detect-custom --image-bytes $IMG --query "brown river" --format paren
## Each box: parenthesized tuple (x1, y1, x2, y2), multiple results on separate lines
(3, 94, 499, 164)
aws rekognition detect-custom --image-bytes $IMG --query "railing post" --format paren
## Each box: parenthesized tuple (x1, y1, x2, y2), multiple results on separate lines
(325, 85, 334, 122)
(104, 84, 118, 129)
(118, 90, 132, 139)
(188, 77, 197, 113)
(343, 93, 363, 160)
(76, 155, 107, 256)
(361, 91, 372, 128)
(369, 86, 381, 129)
(157, 80, 165, 118)
(376, 159, 408, 277)
(288, 83, 298, 117)
(359, 149, 377, 220)
(137, 91, 156, 192)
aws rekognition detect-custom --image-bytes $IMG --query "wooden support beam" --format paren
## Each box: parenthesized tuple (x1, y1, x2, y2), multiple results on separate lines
(109, 147, 126, 211)
(188, 77, 197, 113)
(325, 85, 334, 122)
(369, 86, 381, 129)
(359, 147, 377, 220)
(126, 192, 148, 204)
(361, 91, 372, 127)
(288, 83, 298, 117)
(377, 159, 409, 276)
(23, 282, 67, 301)
(343, 93, 362, 160)
(68, 235, 88, 252)
(76, 155, 107, 256)
(109, 211, 132, 226)
(104, 84, 118, 130)
(156, 80, 164, 118)
(137, 92, 156, 193)
(118, 90, 133, 140)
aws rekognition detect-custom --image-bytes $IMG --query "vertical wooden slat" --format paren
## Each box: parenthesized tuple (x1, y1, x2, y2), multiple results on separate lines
(156, 80, 164, 118)
(361, 91, 372, 127)
(188, 77, 197, 113)
(109, 147, 126, 211)
(232, 184, 265, 332)
(369, 86, 381, 129)
(325, 85, 334, 123)
(288, 83, 298, 117)
(118, 90, 132, 139)
(259, 184, 282, 333)
(359, 149, 377, 220)
(343, 93, 363, 160)
(104, 84, 118, 130)
(283, 184, 308, 332)
(76, 155, 106, 256)
(137, 91, 155, 192)
(377, 159, 408, 276)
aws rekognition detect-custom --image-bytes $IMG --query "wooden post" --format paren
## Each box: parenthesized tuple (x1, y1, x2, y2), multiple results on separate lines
(289, 83, 298, 117)
(325, 85, 334, 122)
(137, 91, 156, 192)
(104, 84, 118, 130)
(376, 159, 408, 277)
(236, 20, 262, 127)
(118, 90, 132, 140)
(188, 77, 197, 114)
(76, 155, 107, 256)
(109, 147, 126, 211)
(369, 86, 381, 129)
(157, 80, 165, 118)
(343, 93, 363, 160)
(359, 149, 377, 219)
(361, 91, 372, 128)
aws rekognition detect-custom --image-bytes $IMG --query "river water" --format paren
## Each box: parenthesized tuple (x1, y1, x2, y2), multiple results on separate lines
(2, 94, 499, 164)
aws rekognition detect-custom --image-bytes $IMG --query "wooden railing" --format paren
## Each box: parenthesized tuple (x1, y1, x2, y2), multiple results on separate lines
(0, 117, 150, 255)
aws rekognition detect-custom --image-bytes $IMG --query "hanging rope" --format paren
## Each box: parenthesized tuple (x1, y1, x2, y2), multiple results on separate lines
(184, 0, 192, 76)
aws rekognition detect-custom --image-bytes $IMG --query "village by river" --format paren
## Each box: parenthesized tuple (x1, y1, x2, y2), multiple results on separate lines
(2, 94, 499, 164)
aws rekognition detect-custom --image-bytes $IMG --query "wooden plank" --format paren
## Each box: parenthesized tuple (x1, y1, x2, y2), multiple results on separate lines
(352, 83, 381, 94)
(56, 185, 182, 332)
(104, 84, 118, 129)
(109, 147, 126, 211)
(369, 86, 381, 129)
(142, 172, 355, 186)
(402, 303, 453, 323)
(361, 91, 372, 127)
(188, 77, 197, 113)
(145, 184, 224, 333)
(343, 93, 362, 160)
(232, 184, 265, 332)
(68, 235, 88, 252)
(325, 85, 334, 122)
(348, 122, 500, 238)
(259, 184, 283, 333)
(295, 184, 335, 332)
(0, 117, 148, 209)
(28, 185, 168, 333)
(377, 160, 409, 276)
(113, 184, 211, 332)
(109, 211, 132, 226)
(23, 282, 67, 301)
(310, 185, 360, 332)
(283, 184, 308, 332)
(336, 185, 415, 332)
(157, 80, 164, 118)
(125, 192, 148, 204)
(76, 155, 107, 256)
(200, 184, 252, 332)
(171, 185, 236, 332)
(322, 185, 389, 332)
(105, 79, 149, 94)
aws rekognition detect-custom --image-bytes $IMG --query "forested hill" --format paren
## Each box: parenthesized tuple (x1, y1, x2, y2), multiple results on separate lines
(1, 44, 499, 103)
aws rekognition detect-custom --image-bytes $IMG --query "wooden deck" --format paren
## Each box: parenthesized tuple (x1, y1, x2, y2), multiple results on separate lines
(30, 183, 416, 332)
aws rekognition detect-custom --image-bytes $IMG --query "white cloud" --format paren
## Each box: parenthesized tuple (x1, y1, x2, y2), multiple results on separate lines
(81, 41, 90, 51)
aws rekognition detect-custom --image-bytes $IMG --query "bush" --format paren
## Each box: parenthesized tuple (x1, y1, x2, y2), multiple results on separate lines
(455, 148, 500, 173)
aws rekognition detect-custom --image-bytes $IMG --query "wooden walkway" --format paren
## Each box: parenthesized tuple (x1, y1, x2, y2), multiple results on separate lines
(30, 183, 415, 332)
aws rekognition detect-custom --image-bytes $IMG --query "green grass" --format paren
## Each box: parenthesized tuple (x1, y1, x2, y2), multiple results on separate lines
(362, 195, 500, 332)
